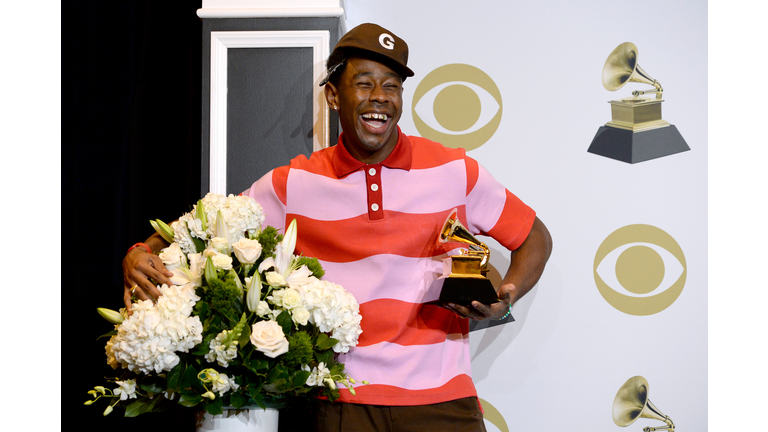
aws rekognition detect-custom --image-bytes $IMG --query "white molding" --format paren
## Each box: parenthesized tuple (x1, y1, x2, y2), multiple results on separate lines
(202, 0, 341, 8)
(197, 8, 344, 18)
(209, 30, 330, 195)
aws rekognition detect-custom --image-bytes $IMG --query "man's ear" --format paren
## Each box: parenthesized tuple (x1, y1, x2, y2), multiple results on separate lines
(324, 83, 339, 110)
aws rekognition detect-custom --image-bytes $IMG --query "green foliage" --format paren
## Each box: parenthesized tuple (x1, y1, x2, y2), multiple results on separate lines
(257, 226, 283, 260)
(295, 256, 325, 279)
(282, 331, 314, 368)
(199, 272, 242, 325)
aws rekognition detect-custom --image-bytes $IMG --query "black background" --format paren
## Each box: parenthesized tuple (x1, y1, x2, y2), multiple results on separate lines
(64, 2, 202, 430)
(63, 3, 313, 429)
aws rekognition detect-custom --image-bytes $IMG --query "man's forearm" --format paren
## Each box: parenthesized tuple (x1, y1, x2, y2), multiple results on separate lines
(501, 217, 552, 304)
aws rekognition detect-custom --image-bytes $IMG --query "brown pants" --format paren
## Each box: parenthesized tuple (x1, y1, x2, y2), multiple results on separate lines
(311, 397, 488, 432)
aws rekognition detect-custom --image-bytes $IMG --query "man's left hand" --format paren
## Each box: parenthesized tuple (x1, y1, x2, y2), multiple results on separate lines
(445, 283, 516, 321)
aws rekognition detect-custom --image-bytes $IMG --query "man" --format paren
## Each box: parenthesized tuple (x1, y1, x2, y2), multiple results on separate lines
(123, 23, 552, 432)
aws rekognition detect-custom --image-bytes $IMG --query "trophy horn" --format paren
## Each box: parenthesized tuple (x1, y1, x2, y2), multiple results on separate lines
(439, 210, 490, 267)
(612, 376, 675, 432)
(602, 42, 663, 99)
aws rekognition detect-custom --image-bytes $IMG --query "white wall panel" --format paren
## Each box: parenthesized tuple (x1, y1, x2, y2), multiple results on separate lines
(344, 0, 707, 430)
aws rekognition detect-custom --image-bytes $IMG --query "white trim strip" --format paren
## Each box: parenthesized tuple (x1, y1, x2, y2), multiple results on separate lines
(209, 30, 330, 195)
(197, 7, 344, 18)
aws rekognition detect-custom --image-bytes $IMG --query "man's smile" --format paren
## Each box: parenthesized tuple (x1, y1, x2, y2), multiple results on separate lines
(360, 113, 390, 132)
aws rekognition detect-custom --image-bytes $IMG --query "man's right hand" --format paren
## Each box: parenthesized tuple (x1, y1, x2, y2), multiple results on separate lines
(122, 248, 173, 313)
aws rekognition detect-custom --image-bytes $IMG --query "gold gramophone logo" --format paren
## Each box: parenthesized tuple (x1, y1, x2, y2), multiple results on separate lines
(612, 376, 675, 432)
(594, 224, 686, 315)
(412, 64, 502, 151)
(587, 42, 690, 163)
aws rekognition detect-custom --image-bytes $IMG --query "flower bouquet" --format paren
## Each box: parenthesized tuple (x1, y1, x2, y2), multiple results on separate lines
(86, 193, 363, 417)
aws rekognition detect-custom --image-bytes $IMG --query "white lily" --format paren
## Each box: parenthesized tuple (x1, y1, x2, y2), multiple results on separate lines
(97, 308, 124, 325)
(150, 219, 175, 243)
(213, 210, 231, 254)
(257, 243, 314, 289)
(282, 219, 298, 256)
(195, 199, 208, 231)
(246, 271, 262, 313)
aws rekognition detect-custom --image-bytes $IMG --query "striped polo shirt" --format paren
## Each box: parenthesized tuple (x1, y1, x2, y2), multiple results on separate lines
(242, 128, 536, 406)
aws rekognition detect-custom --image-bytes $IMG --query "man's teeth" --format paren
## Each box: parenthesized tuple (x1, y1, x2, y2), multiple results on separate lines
(362, 113, 388, 121)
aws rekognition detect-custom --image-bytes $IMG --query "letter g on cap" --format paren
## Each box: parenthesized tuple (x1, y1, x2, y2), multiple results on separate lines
(379, 33, 395, 50)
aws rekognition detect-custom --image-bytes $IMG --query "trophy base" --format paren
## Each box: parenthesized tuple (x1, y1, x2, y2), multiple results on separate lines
(438, 277, 500, 307)
(587, 125, 689, 164)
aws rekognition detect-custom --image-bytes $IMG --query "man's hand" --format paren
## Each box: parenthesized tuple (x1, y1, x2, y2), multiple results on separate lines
(122, 248, 173, 313)
(445, 283, 517, 321)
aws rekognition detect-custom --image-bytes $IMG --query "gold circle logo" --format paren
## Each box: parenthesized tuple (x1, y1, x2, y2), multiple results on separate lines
(593, 224, 687, 315)
(412, 64, 502, 151)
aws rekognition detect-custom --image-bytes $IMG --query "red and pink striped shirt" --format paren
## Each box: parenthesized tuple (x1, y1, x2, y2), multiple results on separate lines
(243, 128, 535, 406)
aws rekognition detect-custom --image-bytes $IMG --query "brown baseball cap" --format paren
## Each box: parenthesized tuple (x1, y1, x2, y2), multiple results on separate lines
(320, 23, 415, 86)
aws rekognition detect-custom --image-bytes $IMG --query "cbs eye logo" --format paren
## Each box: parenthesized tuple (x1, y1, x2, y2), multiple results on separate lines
(593, 224, 687, 316)
(412, 64, 502, 151)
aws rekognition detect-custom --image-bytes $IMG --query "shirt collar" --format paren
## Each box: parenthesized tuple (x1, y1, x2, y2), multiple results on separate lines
(332, 127, 413, 177)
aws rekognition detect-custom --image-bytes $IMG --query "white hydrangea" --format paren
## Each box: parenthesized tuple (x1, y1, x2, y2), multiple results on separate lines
(197, 193, 265, 243)
(172, 217, 198, 255)
(301, 280, 363, 353)
(106, 284, 203, 374)
(205, 329, 239, 367)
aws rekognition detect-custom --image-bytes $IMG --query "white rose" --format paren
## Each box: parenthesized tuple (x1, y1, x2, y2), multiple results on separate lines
(281, 288, 303, 310)
(210, 252, 233, 271)
(291, 307, 310, 326)
(159, 243, 185, 269)
(265, 271, 287, 287)
(249, 320, 289, 358)
(256, 301, 271, 317)
(232, 238, 262, 264)
(210, 237, 229, 253)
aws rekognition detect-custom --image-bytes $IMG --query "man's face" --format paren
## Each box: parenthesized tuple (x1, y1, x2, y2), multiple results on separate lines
(325, 57, 403, 164)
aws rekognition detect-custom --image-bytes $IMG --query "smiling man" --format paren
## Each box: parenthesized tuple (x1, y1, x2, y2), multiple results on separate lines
(122, 23, 552, 432)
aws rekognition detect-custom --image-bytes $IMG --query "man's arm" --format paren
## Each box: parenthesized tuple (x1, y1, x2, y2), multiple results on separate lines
(122, 231, 173, 312)
(446, 216, 552, 320)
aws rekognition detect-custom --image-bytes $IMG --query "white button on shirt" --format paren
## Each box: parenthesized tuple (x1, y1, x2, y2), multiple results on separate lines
(371, 184, 379, 192)
(371, 203, 379, 211)
(369, 168, 377, 176)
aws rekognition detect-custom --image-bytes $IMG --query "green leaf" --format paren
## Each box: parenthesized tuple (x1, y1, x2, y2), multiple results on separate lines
(315, 349, 334, 366)
(167, 362, 185, 391)
(315, 334, 338, 351)
(229, 392, 247, 408)
(193, 235, 206, 254)
(205, 397, 224, 415)
(178, 394, 203, 408)
(96, 329, 117, 341)
(180, 364, 203, 392)
(291, 370, 311, 389)
(276, 310, 292, 336)
(124, 396, 160, 417)
(249, 390, 265, 410)
(239, 322, 252, 348)
(246, 357, 269, 373)
(139, 380, 165, 394)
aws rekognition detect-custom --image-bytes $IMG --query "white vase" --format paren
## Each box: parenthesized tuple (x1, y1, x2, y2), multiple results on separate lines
(195, 407, 279, 432)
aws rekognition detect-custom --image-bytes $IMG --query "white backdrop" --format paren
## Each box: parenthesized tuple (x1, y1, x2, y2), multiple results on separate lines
(345, 1, 707, 430)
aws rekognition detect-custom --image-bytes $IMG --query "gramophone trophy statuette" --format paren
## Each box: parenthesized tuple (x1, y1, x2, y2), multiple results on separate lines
(613, 376, 675, 432)
(588, 42, 689, 163)
(436, 210, 500, 307)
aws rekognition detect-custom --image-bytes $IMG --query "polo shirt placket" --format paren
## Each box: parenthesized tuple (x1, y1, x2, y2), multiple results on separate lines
(365, 164, 384, 220)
